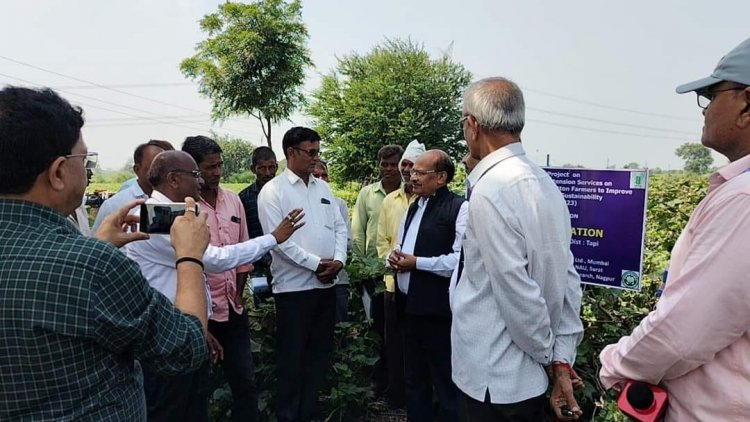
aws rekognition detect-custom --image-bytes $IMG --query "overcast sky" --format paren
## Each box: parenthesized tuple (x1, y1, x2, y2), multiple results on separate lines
(1, 0, 748, 171)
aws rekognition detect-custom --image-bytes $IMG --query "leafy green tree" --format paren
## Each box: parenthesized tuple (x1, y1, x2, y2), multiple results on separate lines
(307, 39, 472, 183)
(211, 133, 256, 182)
(675, 142, 713, 173)
(180, 0, 312, 148)
(623, 162, 641, 169)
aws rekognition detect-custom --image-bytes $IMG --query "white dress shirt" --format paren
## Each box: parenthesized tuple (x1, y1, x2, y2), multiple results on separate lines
(388, 196, 468, 294)
(93, 181, 148, 231)
(258, 169, 348, 294)
(125, 190, 277, 308)
(451, 142, 584, 404)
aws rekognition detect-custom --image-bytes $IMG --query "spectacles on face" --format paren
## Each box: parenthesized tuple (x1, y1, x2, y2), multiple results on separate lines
(65, 152, 98, 170)
(170, 169, 203, 179)
(696, 86, 748, 109)
(459, 115, 469, 131)
(409, 169, 443, 178)
(293, 146, 320, 158)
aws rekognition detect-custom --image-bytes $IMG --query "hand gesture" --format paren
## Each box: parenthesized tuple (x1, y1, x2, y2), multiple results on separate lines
(271, 208, 305, 244)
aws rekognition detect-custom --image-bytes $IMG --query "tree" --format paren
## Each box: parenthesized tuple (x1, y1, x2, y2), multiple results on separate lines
(675, 142, 713, 173)
(307, 39, 472, 183)
(180, 0, 312, 149)
(212, 133, 255, 181)
(623, 162, 641, 169)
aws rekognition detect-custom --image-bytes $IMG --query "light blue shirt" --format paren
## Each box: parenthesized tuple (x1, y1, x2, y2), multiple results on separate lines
(92, 181, 148, 231)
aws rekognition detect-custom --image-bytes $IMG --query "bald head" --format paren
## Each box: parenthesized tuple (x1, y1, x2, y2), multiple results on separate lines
(148, 151, 197, 189)
(421, 149, 455, 184)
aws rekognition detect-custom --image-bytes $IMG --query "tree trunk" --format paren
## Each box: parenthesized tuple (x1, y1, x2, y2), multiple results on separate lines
(265, 116, 272, 148)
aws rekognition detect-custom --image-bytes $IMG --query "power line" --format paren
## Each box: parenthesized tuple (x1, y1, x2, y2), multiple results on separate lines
(52, 82, 194, 90)
(527, 117, 691, 141)
(0, 55, 205, 114)
(522, 86, 697, 122)
(0, 72, 263, 138)
(527, 106, 696, 135)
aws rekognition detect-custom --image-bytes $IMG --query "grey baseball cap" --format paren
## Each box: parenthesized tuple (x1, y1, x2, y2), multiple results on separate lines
(676, 38, 750, 94)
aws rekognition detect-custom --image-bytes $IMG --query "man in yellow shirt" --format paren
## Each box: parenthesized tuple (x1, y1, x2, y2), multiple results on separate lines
(376, 139, 425, 407)
(351, 144, 404, 397)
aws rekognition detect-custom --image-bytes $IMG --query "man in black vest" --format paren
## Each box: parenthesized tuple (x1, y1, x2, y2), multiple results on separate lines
(387, 149, 468, 422)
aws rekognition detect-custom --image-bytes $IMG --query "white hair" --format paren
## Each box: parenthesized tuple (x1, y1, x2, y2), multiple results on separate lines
(462, 77, 525, 134)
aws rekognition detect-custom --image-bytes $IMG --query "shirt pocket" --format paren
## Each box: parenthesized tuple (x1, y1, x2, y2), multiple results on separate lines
(318, 201, 336, 230)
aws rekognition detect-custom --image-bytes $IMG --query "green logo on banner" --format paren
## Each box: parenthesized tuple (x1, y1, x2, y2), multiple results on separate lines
(621, 271, 640, 289)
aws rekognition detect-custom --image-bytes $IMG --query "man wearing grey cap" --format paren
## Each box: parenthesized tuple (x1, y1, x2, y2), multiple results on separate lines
(600, 38, 750, 420)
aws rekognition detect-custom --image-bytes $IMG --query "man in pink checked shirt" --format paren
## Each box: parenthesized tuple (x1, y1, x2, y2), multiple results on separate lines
(182, 136, 257, 422)
(599, 38, 750, 421)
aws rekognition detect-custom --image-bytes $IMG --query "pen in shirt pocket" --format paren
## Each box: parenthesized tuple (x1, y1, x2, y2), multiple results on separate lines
(231, 216, 241, 224)
(320, 198, 330, 204)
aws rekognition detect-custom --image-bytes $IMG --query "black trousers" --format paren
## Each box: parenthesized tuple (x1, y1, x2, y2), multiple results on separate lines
(208, 308, 258, 422)
(457, 389, 545, 422)
(275, 288, 336, 422)
(383, 290, 405, 406)
(403, 313, 458, 422)
(142, 360, 209, 422)
(333, 283, 349, 323)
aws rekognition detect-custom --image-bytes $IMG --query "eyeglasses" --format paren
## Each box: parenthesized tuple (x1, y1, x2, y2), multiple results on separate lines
(293, 146, 320, 158)
(459, 115, 470, 131)
(409, 169, 443, 178)
(696, 86, 747, 109)
(170, 169, 203, 179)
(65, 152, 98, 170)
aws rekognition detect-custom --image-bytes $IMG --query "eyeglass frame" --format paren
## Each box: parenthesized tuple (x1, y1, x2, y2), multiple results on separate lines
(65, 152, 98, 170)
(169, 169, 203, 179)
(409, 169, 445, 178)
(696, 85, 748, 110)
(459, 115, 470, 130)
(292, 146, 320, 158)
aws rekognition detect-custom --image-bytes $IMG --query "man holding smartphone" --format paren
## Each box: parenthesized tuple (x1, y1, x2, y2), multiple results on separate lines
(126, 150, 304, 422)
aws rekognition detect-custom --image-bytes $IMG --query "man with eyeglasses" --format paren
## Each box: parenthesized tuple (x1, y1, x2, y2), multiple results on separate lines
(93, 140, 170, 232)
(599, 38, 750, 420)
(0, 86, 213, 421)
(452, 78, 584, 421)
(386, 149, 467, 422)
(67, 154, 97, 235)
(258, 127, 348, 422)
(125, 150, 304, 422)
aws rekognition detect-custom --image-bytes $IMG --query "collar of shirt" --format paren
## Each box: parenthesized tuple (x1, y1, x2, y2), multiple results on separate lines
(148, 190, 172, 203)
(374, 181, 388, 196)
(199, 186, 229, 211)
(468, 141, 525, 190)
(284, 167, 319, 187)
(130, 180, 148, 199)
(709, 153, 750, 192)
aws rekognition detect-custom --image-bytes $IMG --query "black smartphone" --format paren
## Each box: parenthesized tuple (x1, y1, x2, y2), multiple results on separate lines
(139, 203, 199, 234)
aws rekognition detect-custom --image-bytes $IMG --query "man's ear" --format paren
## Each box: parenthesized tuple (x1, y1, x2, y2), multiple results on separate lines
(133, 163, 140, 174)
(46, 157, 68, 191)
(739, 87, 750, 129)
